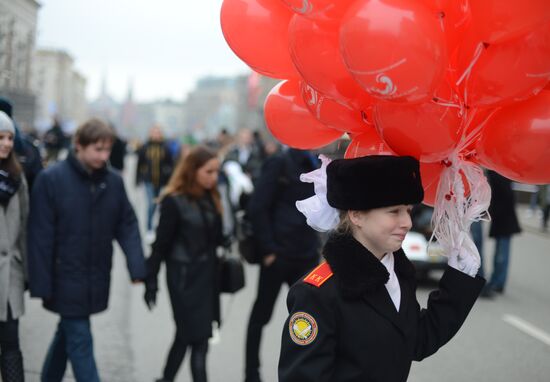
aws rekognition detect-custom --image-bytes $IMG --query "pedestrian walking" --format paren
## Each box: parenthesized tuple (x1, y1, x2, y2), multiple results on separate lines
(27, 118, 146, 382)
(481, 170, 521, 297)
(144, 145, 225, 382)
(0, 111, 28, 382)
(43, 118, 66, 165)
(278, 155, 485, 381)
(136, 125, 174, 241)
(0, 97, 43, 190)
(244, 148, 320, 382)
(224, 128, 265, 185)
(108, 123, 127, 172)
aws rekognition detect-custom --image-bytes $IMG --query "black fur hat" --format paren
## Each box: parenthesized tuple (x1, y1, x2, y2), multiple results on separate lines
(326, 155, 424, 210)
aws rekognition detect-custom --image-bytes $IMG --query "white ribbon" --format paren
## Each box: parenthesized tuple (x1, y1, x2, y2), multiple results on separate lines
(296, 155, 340, 232)
(430, 153, 491, 277)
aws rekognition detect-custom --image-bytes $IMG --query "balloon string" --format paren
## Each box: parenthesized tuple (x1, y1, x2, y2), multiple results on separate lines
(429, 154, 492, 268)
(455, 42, 485, 87)
(455, 107, 500, 153)
(431, 100, 461, 108)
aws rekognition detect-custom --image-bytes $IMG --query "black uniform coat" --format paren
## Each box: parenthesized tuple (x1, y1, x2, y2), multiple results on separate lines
(279, 233, 485, 382)
(147, 193, 223, 342)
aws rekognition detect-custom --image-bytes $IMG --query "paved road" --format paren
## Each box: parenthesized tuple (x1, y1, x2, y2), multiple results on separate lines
(18, 156, 550, 381)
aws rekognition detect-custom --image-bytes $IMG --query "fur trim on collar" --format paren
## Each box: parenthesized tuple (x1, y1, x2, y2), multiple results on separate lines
(323, 233, 416, 299)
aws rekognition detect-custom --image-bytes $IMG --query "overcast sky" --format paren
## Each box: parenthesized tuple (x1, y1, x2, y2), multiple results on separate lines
(36, 0, 250, 102)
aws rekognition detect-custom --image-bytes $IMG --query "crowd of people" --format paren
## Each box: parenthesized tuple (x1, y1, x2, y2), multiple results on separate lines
(0, 93, 533, 382)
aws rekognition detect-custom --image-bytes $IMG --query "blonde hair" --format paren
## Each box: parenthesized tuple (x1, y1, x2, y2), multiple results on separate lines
(336, 210, 353, 235)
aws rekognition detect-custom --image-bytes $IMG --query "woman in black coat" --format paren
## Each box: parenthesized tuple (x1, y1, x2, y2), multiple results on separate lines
(278, 155, 485, 382)
(145, 146, 224, 382)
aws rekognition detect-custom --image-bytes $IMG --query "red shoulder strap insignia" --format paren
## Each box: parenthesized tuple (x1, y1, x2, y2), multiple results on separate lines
(303, 262, 333, 287)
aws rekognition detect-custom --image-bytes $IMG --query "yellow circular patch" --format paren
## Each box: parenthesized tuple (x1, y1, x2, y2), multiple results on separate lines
(289, 312, 318, 346)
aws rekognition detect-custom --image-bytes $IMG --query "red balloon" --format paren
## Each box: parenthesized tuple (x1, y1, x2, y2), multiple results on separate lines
(422, 0, 471, 56)
(469, 0, 550, 44)
(221, 0, 299, 79)
(373, 83, 462, 162)
(420, 162, 445, 206)
(289, 14, 365, 104)
(344, 129, 394, 159)
(301, 83, 369, 134)
(457, 23, 550, 107)
(476, 91, 550, 184)
(264, 80, 343, 149)
(340, 0, 447, 103)
(280, 0, 357, 22)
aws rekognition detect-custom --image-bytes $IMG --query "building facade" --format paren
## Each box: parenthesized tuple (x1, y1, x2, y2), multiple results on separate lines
(0, 0, 40, 128)
(33, 49, 87, 131)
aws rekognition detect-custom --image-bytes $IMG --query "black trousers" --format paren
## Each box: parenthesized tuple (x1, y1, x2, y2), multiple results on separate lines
(245, 256, 318, 380)
(0, 306, 19, 354)
(163, 335, 208, 382)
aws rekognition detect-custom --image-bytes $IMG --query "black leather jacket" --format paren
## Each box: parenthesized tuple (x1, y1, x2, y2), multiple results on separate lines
(146, 193, 223, 285)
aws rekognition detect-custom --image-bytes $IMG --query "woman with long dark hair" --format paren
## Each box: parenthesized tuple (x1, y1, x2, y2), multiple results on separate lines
(145, 145, 223, 382)
(0, 111, 28, 382)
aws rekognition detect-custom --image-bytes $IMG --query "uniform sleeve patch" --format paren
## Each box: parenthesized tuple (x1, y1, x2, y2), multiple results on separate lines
(303, 262, 333, 287)
(289, 312, 318, 346)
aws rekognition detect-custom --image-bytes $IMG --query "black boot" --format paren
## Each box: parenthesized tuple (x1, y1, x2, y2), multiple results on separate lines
(0, 350, 25, 382)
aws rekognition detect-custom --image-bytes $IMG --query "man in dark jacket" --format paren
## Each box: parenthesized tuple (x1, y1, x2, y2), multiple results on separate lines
(481, 170, 521, 297)
(43, 117, 66, 165)
(244, 148, 320, 382)
(136, 124, 174, 238)
(28, 118, 146, 382)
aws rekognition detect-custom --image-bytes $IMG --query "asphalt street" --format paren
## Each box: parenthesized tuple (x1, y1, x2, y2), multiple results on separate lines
(17, 156, 550, 382)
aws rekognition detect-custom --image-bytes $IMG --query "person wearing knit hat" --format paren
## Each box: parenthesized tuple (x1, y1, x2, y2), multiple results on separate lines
(0, 110, 15, 135)
(278, 155, 486, 382)
(0, 98, 43, 190)
(0, 109, 29, 381)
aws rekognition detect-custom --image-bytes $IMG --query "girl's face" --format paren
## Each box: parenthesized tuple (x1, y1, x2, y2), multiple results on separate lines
(196, 158, 220, 190)
(349, 205, 413, 259)
(0, 131, 14, 159)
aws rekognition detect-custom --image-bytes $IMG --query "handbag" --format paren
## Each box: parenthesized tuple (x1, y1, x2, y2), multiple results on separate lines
(219, 252, 245, 294)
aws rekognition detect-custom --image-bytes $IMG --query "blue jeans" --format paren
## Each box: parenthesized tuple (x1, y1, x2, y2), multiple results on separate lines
(41, 317, 99, 382)
(488, 236, 511, 290)
(144, 182, 161, 231)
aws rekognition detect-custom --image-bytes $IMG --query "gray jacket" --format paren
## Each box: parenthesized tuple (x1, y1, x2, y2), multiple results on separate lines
(0, 177, 28, 321)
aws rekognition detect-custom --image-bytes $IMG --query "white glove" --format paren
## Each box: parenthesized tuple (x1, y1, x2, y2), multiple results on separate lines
(447, 233, 480, 278)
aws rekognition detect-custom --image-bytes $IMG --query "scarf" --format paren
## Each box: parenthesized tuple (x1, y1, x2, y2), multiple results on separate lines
(0, 169, 20, 207)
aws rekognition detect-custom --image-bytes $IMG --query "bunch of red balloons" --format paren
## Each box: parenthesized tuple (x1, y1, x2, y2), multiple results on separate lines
(221, 0, 550, 204)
